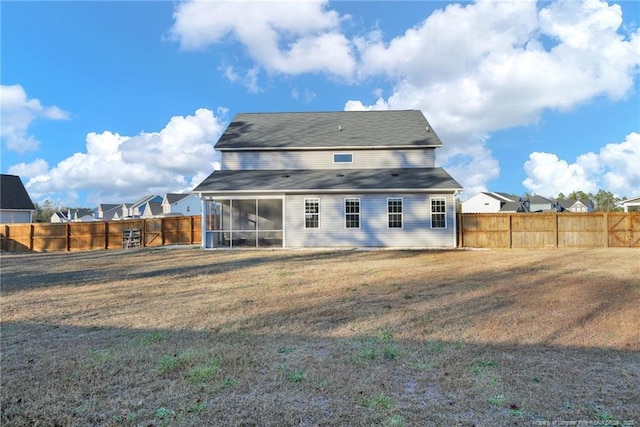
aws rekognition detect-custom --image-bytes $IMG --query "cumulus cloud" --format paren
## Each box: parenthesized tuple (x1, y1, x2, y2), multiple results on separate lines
(171, 0, 355, 77)
(523, 132, 640, 197)
(169, 0, 638, 196)
(11, 109, 226, 206)
(347, 0, 640, 194)
(0, 84, 70, 153)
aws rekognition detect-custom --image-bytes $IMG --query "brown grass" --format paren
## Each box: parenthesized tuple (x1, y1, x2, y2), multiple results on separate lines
(1, 247, 639, 426)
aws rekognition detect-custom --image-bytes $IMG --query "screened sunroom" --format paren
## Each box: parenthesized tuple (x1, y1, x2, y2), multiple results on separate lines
(203, 198, 283, 248)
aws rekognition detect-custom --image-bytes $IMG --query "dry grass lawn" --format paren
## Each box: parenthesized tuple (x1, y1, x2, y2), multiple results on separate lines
(1, 247, 639, 426)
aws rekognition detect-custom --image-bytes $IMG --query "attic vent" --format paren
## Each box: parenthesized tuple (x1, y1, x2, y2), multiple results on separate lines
(336, 173, 345, 177)
(281, 174, 290, 178)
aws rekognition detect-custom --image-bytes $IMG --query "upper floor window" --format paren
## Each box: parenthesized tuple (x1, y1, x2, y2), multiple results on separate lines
(345, 198, 360, 228)
(431, 197, 446, 228)
(388, 198, 403, 228)
(304, 199, 320, 229)
(333, 153, 353, 163)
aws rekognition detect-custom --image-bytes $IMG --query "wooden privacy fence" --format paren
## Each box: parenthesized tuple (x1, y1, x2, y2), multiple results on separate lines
(458, 212, 640, 248)
(1, 216, 201, 252)
(2, 213, 639, 252)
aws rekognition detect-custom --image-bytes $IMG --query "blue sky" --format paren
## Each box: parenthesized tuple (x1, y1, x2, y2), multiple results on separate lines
(1, 0, 639, 208)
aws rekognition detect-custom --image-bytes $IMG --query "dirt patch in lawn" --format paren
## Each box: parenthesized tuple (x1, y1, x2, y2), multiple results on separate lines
(1, 247, 639, 426)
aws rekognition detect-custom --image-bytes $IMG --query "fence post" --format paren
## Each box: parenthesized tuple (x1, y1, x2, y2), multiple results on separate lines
(103, 222, 107, 250)
(3, 225, 9, 252)
(29, 224, 34, 251)
(554, 213, 559, 248)
(161, 218, 165, 246)
(190, 216, 195, 244)
(603, 212, 609, 248)
(508, 214, 513, 249)
(142, 218, 146, 248)
(66, 223, 71, 251)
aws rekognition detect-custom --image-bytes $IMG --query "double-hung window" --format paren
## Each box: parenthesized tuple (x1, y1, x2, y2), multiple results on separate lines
(345, 198, 360, 228)
(431, 197, 446, 228)
(304, 199, 320, 229)
(388, 198, 403, 228)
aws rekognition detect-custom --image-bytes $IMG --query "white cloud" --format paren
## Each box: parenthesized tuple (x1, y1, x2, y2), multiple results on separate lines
(170, 0, 639, 196)
(523, 132, 640, 197)
(12, 109, 226, 206)
(171, 0, 355, 77)
(354, 0, 639, 131)
(0, 84, 70, 153)
(347, 0, 640, 194)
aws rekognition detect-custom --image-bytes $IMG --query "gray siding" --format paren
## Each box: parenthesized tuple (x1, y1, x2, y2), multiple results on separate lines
(285, 193, 456, 248)
(221, 149, 435, 170)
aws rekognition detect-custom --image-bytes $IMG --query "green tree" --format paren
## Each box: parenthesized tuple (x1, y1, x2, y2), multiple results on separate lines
(566, 190, 592, 201)
(593, 190, 622, 212)
(33, 199, 63, 222)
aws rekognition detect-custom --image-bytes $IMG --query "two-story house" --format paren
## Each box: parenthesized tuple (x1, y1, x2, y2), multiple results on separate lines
(193, 110, 463, 249)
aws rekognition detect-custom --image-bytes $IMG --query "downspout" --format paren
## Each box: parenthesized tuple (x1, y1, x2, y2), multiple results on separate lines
(453, 190, 461, 248)
(200, 195, 207, 249)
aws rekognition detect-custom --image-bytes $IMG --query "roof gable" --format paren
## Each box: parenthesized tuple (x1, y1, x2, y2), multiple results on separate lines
(164, 193, 191, 204)
(214, 110, 442, 150)
(0, 174, 36, 211)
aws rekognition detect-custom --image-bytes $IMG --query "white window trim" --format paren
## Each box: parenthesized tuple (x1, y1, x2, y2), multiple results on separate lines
(387, 197, 403, 229)
(333, 153, 353, 164)
(430, 197, 447, 229)
(304, 198, 320, 229)
(344, 197, 360, 229)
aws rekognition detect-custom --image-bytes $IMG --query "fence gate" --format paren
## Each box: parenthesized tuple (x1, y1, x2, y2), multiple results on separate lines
(608, 213, 640, 247)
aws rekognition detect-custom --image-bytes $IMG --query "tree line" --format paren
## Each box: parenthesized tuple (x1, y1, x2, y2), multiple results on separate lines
(33, 200, 93, 223)
(535, 190, 629, 212)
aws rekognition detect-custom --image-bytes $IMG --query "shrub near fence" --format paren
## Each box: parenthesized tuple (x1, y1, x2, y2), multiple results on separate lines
(0, 216, 202, 252)
(457, 212, 640, 248)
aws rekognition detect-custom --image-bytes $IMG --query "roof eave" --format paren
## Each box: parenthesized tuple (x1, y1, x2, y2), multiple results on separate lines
(196, 188, 461, 195)
(215, 144, 441, 151)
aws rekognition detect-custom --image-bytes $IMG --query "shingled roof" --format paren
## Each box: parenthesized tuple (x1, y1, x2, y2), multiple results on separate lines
(0, 174, 36, 210)
(194, 168, 462, 194)
(214, 110, 443, 150)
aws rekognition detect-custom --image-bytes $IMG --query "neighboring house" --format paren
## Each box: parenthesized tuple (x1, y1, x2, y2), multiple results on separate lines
(622, 196, 640, 212)
(163, 193, 201, 216)
(112, 196, 162, 220)
(51, 211, 68, 223)
(141, 202, 164, 218)
(112, 203, 133, 220)
(97, 203, 120, 221)
(0, 174, 36, 223)
(499, 200, 529, 213)
(461, 192, 518, 213)
(130, 195, 162, 217)
(558, 199, 594, 213)
(193, 110, 463, 249)
(528, 195, 559, 212)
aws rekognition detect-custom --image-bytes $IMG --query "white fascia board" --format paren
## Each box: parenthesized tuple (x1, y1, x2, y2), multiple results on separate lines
(199, 188, 460, 196)
(215, 145, 441, 151)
